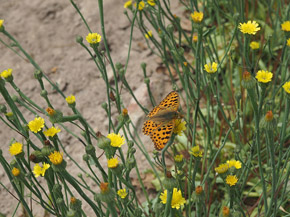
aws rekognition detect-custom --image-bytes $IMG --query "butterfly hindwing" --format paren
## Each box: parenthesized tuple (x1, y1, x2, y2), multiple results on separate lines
(150, 120, 175, 150)
(147, 91, 179, 118)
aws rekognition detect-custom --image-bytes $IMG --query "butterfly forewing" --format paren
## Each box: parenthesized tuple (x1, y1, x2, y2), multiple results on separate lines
(147, 91, 179, 118)
(142, 120, 160, 135)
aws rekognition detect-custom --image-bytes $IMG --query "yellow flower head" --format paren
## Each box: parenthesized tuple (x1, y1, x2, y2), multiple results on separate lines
(28, 117, 45, 133)
(160, 188, 186, 209)
(226, 160, 241, 169)
(43, 126, 61, 137)
(173, 119, 186, 136)
(66, 95, 76, 104)
(215, 163, 229, 174)
(239, 21, 260, 35)
(33, 163, 50, 177)
(49, 151, 63, 165)
(174, 154, 183, 163)
(0, 20, 4, 28)
(281, 21, 290, 32)
(191, 11, 204, 23)
(107, 158, 119, 168)
(145, 30, 153, 39)
(1, 68, 12, 79)
(192, 34, 198, 42)
(107, 133, 125, 148)
(250, 41, 260, 50)
(124, 0, 132, 8)
(226, 175, 238, 186)
(86, 33, 102, 44)
(204, 62, 218, 73)
(12, 167, 20, 177)
(9, 142, 23, 156)
(287, 38, 290, 47)
(282, 81, 290, 94)
(222, 206, 230, 217)
(117, 189, 128, 199)
(147, 0, 156, 6)
(189, 145, 203, 158)
(134, 1, 145, 10)
(255, 70, 273, 83)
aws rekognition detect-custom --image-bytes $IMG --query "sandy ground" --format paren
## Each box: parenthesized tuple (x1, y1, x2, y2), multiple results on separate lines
(0, 0, 183, 216)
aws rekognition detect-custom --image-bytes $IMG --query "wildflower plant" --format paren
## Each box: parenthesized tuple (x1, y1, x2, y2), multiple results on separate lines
(0, 0, 289, 217)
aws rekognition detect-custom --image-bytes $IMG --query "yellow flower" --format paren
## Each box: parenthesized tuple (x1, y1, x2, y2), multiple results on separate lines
(147, 0, 156, 6)
(33, 163, 50, 177)
(255, 70, 273, 83)
(12, 167, 20, 177)
(189, 145, 203, 158)
(117, 189, 128, 199)
(192, 34, 198, 42)
(107, 133, 125, 148)
(174, 154, 183, 163)
(107, 158, 119, 168)
(250, 41, 259, 50)
(226, 175, 238, 186)
(226, 160, 242, 169)
(281, 21, 290, 32)
(191, 11, 204, 23)
(43, 126, 61, 137)
(145, 30, 153, 39)
(124, 0, 132, 8)
(173, 119, 186, 136)
(9, 142, 23, 156)
(215, 163, 229, 174)
(283, 81, 290, 94)
(28, 117, 45, 133)
(287, 38, 290, 47)
(222, 206, 230, 217)
(0, 20, 3, 28)
(66, 95, 75, 104)
(1, 68, 12, 78)
(134, 1, 145, 10)
(239, 21, 260, 35)
(204, 62, 218, 73)
(49, 151, 63, 165)
(160, 188, 186, 209)
(86, 33, 102, 44)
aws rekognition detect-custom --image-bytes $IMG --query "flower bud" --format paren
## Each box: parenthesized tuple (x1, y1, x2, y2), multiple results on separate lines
(101, 102, 108, 111)
(162, 171, 177, 190)
(40, 90, 48, 98)
(241, 71, 256, 89)
(34, 70, 43, 80)
(29, 151, 45, 163)
(70, 197, 82, 211)
(0, 104, 7, 113)
(97, 135, 111, 149)
(82, 154, 90, 162)
(76, 36, 83, 44)
(85, 144, 96, 156)
(95, 182, 116, 203)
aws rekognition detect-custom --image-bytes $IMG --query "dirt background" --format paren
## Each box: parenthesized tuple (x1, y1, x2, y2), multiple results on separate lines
(0, 0, 184, 216)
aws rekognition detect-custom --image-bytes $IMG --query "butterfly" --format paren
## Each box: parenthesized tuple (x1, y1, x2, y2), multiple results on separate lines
(142, 91, 180, 150)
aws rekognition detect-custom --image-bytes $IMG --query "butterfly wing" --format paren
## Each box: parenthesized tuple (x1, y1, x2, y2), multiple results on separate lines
(147, 91, 179, 118)
(142, 120, 161, 135)
(150, 120, 175, 150)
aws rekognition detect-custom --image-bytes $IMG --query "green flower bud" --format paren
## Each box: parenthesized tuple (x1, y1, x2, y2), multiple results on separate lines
(29, 151, 45, 163)
(10, 159, 18, 168)
(127, 140, 134, 148)
(47, 109, 63, 124)
(53, 184, 63, 198)
(177, 47, 184, 56)
(51, 160, 67, 172)
(67, 210, 77, 217)
(11, 95, 18, 102)
(134, 207, 143, 217)
(241, 71, 256, 89)
(154, 203, 164, 215)
(76, 36, 83, 44)
(34, 70, 43, 80)
(85, 144, 96, 156)
(40, 90, 48, 98)
(101, 102, 108, 111)
(129, 148, 136, 154)
(97, 135, 111, 150)
(260, 110, 276, 131)
(141, 62, 147, 70)
(82, 154, 90, 162)
(162, 172, 177, 190)
(144, 78, 150, 85)
(115, 62, 123, 71)
(126, 158, 136, 171)
(0, 104, 7, 113)
(70, 197, 82, 211)
(166, 24, 174, 34)
(95, 183, 116, 203)
(41, 146, 54, 156)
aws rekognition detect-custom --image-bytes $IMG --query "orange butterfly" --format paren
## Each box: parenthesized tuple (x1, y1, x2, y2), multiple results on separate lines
(142, 91, 180, 150)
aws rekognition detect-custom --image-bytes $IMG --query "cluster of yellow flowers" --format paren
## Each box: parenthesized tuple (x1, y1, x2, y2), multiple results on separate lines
(215, 159, 242, 186)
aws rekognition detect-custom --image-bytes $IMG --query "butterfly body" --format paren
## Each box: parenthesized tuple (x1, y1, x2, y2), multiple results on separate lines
(142, 91, 180, 150)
